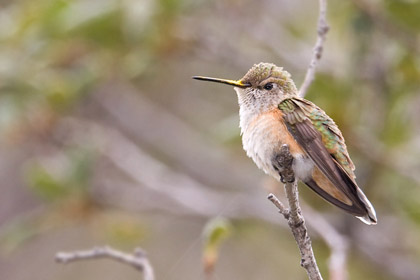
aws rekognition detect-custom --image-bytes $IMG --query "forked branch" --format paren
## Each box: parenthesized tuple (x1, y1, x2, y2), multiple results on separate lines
(56, 246, 154, 280)
(268, 145, 323, 280)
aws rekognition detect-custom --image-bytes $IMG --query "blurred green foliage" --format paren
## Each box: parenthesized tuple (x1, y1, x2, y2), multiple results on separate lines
(385, 0, 420, 30)
(0, 0, 190, 142)
(25, 148, 93, 201)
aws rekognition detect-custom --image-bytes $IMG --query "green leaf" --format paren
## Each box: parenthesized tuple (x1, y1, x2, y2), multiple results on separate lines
(202, 217, 233, 274)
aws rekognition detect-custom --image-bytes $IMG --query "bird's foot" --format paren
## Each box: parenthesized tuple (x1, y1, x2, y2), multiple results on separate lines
(280, 172, 295, 183)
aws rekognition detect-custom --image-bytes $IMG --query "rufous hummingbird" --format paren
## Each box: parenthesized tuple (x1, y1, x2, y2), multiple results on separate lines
(194, 62, 377, 225)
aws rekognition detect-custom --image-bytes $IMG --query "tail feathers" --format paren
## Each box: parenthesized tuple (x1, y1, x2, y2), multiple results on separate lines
(356, 215, 376, 225)
(355, 188, 377, 225)
(303, 176, 377, 225)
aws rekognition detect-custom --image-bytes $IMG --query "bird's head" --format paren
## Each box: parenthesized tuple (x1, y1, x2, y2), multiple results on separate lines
(194, 62, 298, 115)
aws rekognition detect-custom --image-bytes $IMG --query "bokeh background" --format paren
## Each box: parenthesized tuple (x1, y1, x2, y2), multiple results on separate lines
(1, 0, 420, 279)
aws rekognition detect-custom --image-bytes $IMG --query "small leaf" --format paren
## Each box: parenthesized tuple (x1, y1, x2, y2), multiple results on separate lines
(202, 217, 233, 275)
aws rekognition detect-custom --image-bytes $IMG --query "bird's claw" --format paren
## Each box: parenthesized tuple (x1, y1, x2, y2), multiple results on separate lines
(280, 173, 295, 184)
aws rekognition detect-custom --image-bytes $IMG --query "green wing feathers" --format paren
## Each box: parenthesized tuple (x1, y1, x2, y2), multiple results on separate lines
(279, 98, 355, 178)
(278, 98, 377, 224)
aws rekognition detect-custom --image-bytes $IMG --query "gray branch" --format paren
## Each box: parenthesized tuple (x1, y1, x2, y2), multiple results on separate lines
(302, 204, 349, 280)
(299, 0, 329, 98)
(55, 246, 154, 280)
(268, 145, 323, 280)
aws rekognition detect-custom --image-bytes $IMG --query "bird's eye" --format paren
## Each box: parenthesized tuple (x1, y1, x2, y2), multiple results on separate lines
(264, 83, 273, 90)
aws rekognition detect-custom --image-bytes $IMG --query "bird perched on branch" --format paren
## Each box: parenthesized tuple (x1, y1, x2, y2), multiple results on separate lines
(194, 62, 377, 225)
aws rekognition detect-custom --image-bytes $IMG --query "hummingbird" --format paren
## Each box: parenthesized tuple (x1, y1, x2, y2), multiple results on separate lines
(193, 62, 377, 225)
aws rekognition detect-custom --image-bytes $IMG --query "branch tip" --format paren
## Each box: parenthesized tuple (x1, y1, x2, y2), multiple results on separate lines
(299, 0, 329, 98)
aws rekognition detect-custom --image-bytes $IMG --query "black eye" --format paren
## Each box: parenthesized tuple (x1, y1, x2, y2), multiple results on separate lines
(264, 83, 273, 90)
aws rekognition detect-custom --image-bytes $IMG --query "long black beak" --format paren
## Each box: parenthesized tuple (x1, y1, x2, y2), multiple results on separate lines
(193, 76, 251, 88)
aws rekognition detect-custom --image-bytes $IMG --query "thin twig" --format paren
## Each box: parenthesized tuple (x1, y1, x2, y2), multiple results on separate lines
(299, 0, 329, 98)
(267, 193, 289, 219)
(55, 246, 154, 280)
(268, 145, 323, 280)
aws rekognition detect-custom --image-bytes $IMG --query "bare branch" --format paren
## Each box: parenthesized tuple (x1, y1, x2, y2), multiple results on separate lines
(269, 188, 349, 280)
(267, 193, 290, 219)
(92, 83, 260, 191)
(299, 0, 329, 98)
(55, 246, 154, 280)
(268, 145, 323, 280)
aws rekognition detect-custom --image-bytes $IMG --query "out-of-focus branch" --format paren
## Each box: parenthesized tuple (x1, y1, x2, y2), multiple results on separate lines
(56, 246, 154, 280)
(92, 82, 260, 192)
(299, 0, 329, 98)
(268, 145, 323, 280)
(352, 220, 420, 280)
(62, 118, 278, 221)
(302, 204, 349, 280)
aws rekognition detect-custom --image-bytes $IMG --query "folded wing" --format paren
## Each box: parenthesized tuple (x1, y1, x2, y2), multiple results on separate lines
(278, 98, 377, 224)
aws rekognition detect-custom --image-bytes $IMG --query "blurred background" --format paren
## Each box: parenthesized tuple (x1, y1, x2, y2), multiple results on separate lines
(0, 0, 420, 279)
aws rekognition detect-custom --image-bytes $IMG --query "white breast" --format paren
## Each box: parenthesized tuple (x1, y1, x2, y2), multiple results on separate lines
(241, 113, 283, 181)
(240, 111, 314, 182)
